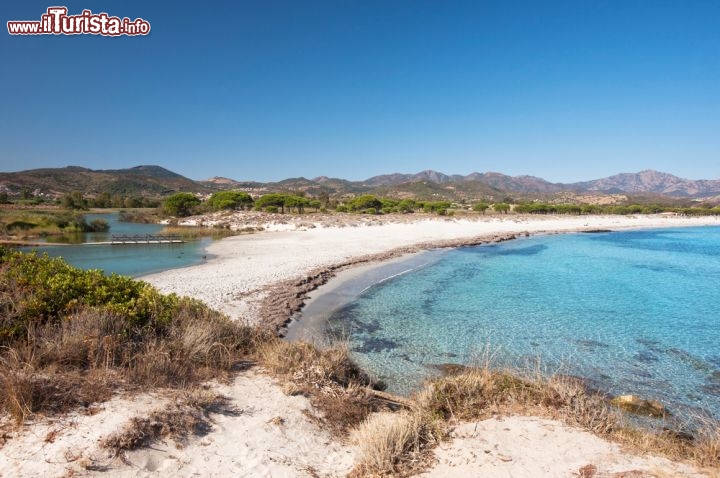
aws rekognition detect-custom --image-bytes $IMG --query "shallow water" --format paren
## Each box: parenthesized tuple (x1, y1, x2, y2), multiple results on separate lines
(20, 213, 209, 277)
(322, 226, 720, 421)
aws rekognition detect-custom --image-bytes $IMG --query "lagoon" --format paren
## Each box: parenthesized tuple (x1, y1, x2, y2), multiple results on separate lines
(20, 213, 209, 277)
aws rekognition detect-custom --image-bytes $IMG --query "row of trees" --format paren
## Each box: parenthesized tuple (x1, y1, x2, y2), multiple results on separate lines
(163, 192, 434, 217)
(60, 191, 161, 210)
(162, 191, 323, 217)
(513, 202, 720, 216)
(160, 191, 720, 218)
(334, 196, 458, 215)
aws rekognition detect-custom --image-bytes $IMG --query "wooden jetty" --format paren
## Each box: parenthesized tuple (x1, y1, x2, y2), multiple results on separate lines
(87, 234, 186, 245)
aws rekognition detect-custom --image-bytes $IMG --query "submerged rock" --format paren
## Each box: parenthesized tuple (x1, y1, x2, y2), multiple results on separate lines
(610, 394, 668, 418)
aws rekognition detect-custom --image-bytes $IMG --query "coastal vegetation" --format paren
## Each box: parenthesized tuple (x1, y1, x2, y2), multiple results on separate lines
(156, 188, 720, 220)
(206, 191, 254, 211)
(352, 366, 720, 475)
(254, 193, 320, 214)
(1, 248, 718, 475)
(163, 192, 202, 217)
(60, 191, 160, 210)
(0, 208, 109, 242)
(0, 247, 267, 425)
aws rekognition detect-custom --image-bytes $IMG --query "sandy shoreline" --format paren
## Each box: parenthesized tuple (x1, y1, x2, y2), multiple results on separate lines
(4, 213, 717, 477)
(144, 213, 719, 331)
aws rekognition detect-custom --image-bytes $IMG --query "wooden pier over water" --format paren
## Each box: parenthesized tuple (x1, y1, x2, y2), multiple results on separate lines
(87, 234, 186, 245)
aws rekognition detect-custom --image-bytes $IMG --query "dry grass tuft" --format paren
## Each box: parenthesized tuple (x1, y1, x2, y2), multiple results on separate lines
(258, 339, 389, 435)
(258, 339, 369, 388)
(0, 293, 270, 424)
(352, 412, 426, 476)
(693, 424, 720, 468)
(0, 350, 114, 424)
(351, 364, 720, 476)
(412, 367, 617, 437)
(101, 389, 238, 454)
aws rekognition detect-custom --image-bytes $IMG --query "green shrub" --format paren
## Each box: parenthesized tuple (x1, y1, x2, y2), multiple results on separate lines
(0, 247, 270, 423)
(397, 199, 416, 213)
(207, 191, 253, 211)
(163, 193, 201, 217)
(347, 195, 383, 212)
(87, 219, 110, 232)
(0, 249, 180, 341)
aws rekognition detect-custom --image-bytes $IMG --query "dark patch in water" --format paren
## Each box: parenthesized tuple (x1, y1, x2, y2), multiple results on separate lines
(634, 350, 660, 364)
(636, 338, 666, 354)
(580, 229, 612, 234)
(352, 337, 399, 354)
(707, 357, 720, 369)
(329, 310, 382, 335)
(355, 319, 382, 334)
(440, 352, 459, 358)
(575, 339, 609, 350)
(633, 264, 674, 273)
(631, 368, 653, 379)
(591, 230, 720, 257)
(420, 296, 436, 315)
(494, 244, 548, 256)
(667, 348, 713, 373)
(397, 353, 413, 362)
(450, 265, 481, 281)
(700, 383, 720, 396)
(464, 244, 548, 257)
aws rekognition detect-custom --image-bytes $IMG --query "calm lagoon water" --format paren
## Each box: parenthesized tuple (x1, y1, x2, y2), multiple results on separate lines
(323, 226, 720, 420)
(20, 213, 209, 277)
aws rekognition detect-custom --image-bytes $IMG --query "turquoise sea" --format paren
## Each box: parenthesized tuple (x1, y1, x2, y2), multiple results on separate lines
(20, 213, 209, 277)
(322, 226, 720, 422)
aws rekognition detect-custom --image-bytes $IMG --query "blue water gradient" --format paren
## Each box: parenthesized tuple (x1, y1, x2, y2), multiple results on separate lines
(326, 227, 720, 421)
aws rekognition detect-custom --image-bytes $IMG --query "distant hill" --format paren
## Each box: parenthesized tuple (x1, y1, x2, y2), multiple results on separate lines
(568, 170, 720, 197)
(362, 169, 720, 199)
(0, 165, 208, 198)
(1, 165, 718, 202)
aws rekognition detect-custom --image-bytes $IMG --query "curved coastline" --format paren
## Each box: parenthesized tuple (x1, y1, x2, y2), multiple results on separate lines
(143, 214, 720, 332)
(10, 214, 716, 478)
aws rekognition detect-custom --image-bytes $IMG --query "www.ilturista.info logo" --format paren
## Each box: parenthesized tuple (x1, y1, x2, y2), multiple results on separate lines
(7, 7, 150, 36)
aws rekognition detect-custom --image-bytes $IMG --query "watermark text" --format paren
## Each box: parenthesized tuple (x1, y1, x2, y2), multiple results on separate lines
(8, 7, 151, 36)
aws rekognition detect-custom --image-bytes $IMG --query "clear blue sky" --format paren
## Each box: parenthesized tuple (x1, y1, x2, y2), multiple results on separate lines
(1, 1, 718, 182)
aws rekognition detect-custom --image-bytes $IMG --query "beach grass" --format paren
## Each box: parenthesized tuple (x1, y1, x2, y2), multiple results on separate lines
(101, 388, 237, 454)
(257, 339, 391, 435)
(348, 365, 720, 476)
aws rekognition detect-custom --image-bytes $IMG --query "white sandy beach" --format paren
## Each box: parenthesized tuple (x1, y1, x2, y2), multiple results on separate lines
(2, 213, 718, 477)
(144, 213, 720, 325)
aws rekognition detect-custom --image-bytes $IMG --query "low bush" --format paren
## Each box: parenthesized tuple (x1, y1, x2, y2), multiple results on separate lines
(0, 247, 268, 424)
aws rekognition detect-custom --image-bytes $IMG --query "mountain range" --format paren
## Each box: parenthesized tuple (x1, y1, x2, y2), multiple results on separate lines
(1, 165, 719, 203)
(204, 168, 720, 201)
